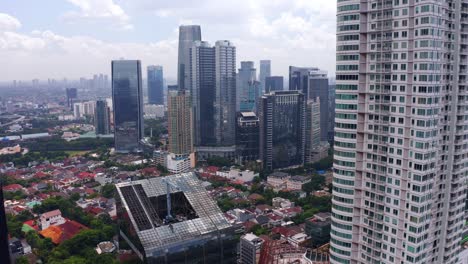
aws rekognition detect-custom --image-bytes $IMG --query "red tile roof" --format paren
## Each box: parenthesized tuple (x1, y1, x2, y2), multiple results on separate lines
(3, 184, 23, 192)
(39, 219, 88, 244)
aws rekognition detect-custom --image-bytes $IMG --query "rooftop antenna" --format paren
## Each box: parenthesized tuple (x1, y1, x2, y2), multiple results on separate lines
(161, 178, 180, 223)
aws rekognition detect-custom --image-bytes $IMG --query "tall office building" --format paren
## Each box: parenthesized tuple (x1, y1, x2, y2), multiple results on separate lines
(236, 112, 260, 164)
(178, 25, 202, 91)
(289, 66, 329, 141)
(66, 88, 77, 110)
(259, 91, 305, 170)
(167, 88, 192, 155)
(111, 60, 144, 153)
(94, 99, 111, 135)
(190, 41, 216, 147)
(237, 61, 260, 112)
(147, 65, 164, 104)
(258, 60, 271, 93)
(332, 1, 468, 264)
(214, 40, 237, 146)
(265, 76, 284, 93)
(305, 98, 321, 164)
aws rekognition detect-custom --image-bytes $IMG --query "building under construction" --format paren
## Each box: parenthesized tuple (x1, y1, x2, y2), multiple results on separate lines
(115, 172, 237, 264)
(259, 239, 330, 264)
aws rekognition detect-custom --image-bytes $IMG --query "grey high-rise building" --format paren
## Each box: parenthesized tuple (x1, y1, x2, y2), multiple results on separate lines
(328, 79, 336, 142)
(258, 60, 271, 93)
(331, 1, 468, 264)
(111, 60, 144, 153)
(95, 99, 111, 135)
(289, 66, 329, 141)
(265, 76, 283, 93)
(259, 91, 305, 170)
(147, 65, 164, 104)
(178, 25, 202, 91)
(214, 40, 236, 146)
(305, 98, 321, 164)
(240, 233, 264, 264)
(237, 61, 260, 112)
(190, 41, 216, 147)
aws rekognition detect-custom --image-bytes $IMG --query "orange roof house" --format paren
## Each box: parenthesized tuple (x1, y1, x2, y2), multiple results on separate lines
(39, 220, 88, 244)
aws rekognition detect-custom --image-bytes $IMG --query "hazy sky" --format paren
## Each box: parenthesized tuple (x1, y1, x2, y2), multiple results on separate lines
(0, 0, 336, 82)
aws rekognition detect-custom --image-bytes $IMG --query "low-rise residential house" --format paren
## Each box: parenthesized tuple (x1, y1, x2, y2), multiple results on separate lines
(286, 176, 311, 191)
(267, 172, 290, 189)
(40, 209, 65, 230)
(273, 207, 303, 219)
(2, 184, 24, 192)
(287, 233, 309, 248)
(216, 168, 259, 183)
(272, 197, 294, 209)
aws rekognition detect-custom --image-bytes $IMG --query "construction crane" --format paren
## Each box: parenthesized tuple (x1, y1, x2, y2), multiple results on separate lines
(161, 178, 180, 223)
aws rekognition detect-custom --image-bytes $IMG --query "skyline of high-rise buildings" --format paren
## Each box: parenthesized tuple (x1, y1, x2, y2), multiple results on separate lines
(111, 60, 144, 153)
(332, 1, 467, 264)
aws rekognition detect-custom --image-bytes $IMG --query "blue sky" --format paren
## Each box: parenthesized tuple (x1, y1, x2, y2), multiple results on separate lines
(0, 0, 336, 81)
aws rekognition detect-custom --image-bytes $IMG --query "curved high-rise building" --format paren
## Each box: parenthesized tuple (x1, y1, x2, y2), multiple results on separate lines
(332, 1, 467, 264)
(178, 25, 202, 91)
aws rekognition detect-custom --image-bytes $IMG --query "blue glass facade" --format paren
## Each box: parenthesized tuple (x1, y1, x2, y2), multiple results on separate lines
(112, 60, 144, 152)
(147, 65, 164, 105)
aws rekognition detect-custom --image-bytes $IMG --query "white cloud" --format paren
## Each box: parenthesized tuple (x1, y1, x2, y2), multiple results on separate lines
(0, 13, 22, 32)
(63, 0, 133, 30)
(1, 0, 338, 80)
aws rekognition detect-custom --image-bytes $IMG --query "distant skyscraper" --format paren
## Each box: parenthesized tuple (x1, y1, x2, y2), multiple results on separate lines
(289, 66, 329, 141)
(95, 100, 111, 135)
(190, 41, 216, 147)
(305, 98, 321, 164)
(147, 65, 164, 104)
(236, 112, 260, 164)
(265, 76, 283, 93)
(66, 88, 77, 110)
(258, 60, 271, 93)
(178, 25, 202, 91)
(237, 61, 260, 112)
(111, 60, 144, 153)
(214, 40, 237, 147)
(167, 89, 192, 155)
(259, 91, 305, 170)
(331, 1, 468, 264)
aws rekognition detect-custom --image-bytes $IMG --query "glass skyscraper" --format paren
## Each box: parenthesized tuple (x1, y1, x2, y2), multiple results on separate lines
(178, 25, 202, 91)
(94, 99, 111, 135)
(147, 65, 164, 105)
(111, 60, 144, 153)
(259, 91, 305, 170)
(258, 60, 271, 94)
(237, 61, 260, 112)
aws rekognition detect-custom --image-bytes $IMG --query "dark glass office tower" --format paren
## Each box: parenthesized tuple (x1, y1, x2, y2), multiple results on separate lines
(236, 112, 260, 164)
(112, 60, 144, 153)
(265, 76, 283, 93)
(147, 65, 164, 104)
(190, 41, 216, 146)
(259, 91, 305, 170)
(289, 66, 329, 141)
(95, 99, 111, 135)
(178, 25, 202, 91)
